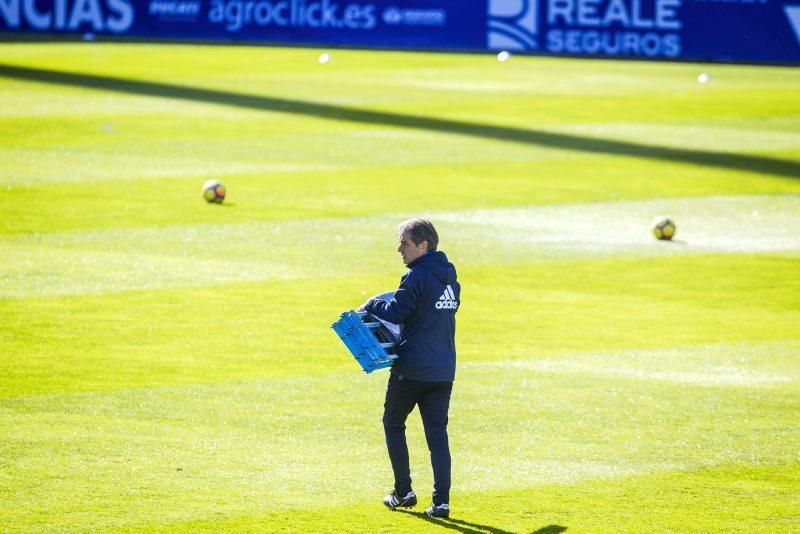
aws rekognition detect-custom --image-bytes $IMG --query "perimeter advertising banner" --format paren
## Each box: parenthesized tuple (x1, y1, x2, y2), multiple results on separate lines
(1, 0, 799, 63)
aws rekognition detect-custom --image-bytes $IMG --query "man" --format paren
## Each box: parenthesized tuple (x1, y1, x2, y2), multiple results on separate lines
(364, 219, 460, 519)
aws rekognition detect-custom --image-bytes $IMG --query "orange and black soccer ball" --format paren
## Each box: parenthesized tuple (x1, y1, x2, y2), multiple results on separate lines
(652, 216, 676, 240)
(202, 179, 226, 204)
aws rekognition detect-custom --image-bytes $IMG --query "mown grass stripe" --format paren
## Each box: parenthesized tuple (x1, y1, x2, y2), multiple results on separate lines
(2, 194, 798, 297)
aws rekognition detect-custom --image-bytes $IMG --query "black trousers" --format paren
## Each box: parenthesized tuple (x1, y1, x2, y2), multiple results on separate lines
(383, 371, 453, 505)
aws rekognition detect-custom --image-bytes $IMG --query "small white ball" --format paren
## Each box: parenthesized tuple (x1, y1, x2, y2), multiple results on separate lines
(319, 53, 331, 64)
(497, 51, 510, 62)
(697, 73, 711, 84)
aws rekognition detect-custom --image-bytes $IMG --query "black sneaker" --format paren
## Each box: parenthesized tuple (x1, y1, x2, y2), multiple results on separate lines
(425, 503, 449, 518)
(383, 490, 417, 509)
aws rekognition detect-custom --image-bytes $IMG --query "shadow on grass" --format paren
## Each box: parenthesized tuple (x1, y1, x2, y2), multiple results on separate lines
(1, 64, 799, 180)
(396, 509, 566, 534)
(531, 526, 568, 534)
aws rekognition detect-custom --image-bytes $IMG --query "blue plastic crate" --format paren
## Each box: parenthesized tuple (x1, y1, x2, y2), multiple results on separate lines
(331, 310, 398, 373)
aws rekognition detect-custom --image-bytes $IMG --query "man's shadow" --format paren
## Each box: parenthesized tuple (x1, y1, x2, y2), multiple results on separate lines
(396, 509, 566, 534)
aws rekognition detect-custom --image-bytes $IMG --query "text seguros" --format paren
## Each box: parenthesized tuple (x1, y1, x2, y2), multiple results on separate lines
(545, 0, 683, 57)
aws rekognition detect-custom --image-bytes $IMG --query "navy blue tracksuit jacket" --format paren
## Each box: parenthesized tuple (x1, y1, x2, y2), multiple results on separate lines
(365, 250, 460, 382)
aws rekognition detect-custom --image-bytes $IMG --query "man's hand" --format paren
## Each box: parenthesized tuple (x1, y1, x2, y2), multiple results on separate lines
(364, 298, 381, 314)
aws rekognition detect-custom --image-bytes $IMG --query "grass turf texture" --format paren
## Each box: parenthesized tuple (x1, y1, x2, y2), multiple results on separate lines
(1, 43, 799, 532)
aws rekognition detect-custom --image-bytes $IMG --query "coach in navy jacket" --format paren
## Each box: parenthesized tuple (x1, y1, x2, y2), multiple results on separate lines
(365, 249, 459, 382)
(365, 219, 460, 518)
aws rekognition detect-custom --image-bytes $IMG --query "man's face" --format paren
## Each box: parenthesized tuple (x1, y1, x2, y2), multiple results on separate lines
(398, 231, 428, 266)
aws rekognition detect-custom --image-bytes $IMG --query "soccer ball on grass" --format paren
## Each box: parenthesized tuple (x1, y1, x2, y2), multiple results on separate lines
(202, 179, 226, 204)
(652, 216, 676, 240)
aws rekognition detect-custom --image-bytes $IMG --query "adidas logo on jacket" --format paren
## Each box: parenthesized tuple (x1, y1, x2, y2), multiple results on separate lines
(435, 285, 459, 310)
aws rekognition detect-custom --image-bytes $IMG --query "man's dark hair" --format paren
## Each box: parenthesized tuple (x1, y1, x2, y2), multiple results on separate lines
(398, 219, 438, 251)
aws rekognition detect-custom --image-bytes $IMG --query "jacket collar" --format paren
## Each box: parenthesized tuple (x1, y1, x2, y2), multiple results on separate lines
(406, 250, 431, 269)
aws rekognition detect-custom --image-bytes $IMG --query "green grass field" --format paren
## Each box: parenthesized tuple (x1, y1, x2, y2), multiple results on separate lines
(1, 43, 799, 532)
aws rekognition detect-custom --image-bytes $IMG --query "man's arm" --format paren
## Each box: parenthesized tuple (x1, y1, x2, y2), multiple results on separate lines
(365, 271, 421, 325)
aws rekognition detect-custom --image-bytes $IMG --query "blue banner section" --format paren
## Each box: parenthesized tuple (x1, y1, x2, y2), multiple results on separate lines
(498, 0, 800, 64)
(1, 0, 799, 64)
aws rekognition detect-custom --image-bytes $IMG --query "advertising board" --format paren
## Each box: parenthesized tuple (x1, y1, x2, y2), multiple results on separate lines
(1, 0, 799, 63)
